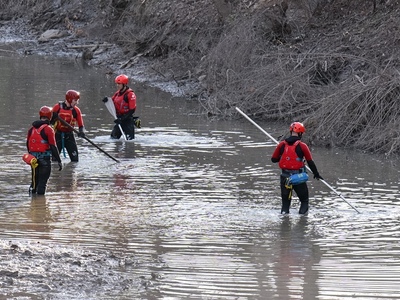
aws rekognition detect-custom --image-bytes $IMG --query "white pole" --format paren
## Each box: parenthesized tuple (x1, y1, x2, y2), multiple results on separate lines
(105, 98, 127, 141)
(235, 107, 361, 213)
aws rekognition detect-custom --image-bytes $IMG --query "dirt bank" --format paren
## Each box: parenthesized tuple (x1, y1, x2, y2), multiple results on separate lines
(2, 0, 400, 155)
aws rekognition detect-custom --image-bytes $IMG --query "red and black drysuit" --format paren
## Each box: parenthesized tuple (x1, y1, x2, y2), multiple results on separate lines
(271, 135, 322, 214)
(52, 102, 85, 162)
(26, 120, 62, 195)
(111, 87, 137, 140)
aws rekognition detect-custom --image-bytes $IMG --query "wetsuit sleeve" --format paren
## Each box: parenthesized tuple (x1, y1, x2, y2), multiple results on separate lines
(307, 160, 321, 177)
(44, 126, 57, 146)
(50, 104, 60, 124)
(26, 127, 33, 151)
(45, 126, 62, 163)
(301, 142, 322, 177)
(74, 107, 84, 127)
(299, 142, 313, 160)
(271, 142, 284, 163)
(128, 90, 137, 111)
(50, 145, 62, 163)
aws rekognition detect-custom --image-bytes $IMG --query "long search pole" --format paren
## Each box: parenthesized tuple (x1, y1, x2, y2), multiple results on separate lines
(56, 116, 120, 163)
(235, 107, 361, 214)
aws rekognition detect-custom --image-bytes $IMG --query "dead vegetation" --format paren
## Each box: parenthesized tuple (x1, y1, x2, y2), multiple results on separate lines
(2, 0, 400, 155)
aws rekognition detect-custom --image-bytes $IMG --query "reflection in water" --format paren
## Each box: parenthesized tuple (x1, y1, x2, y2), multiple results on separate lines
(1, 54, 400, 298)
(271, 216, 320, 299)
(27, 195, 53, 235)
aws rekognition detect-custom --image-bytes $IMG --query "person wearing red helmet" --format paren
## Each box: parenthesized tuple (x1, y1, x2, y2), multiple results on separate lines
(26, 106, 62, 195)
(271, 122, 323, 214)
(51, 90, 86, 161)
(102, 74, 139, 140)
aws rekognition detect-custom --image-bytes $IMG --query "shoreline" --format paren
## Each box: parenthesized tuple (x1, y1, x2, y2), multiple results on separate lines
(0, 19, 199, 99)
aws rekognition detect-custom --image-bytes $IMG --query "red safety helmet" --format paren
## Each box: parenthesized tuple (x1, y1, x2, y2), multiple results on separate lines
(39, 106, 52, 120)
(65, 90, 80, 103)
(289, 122, 305, 133)
(115, 74, 129, 85)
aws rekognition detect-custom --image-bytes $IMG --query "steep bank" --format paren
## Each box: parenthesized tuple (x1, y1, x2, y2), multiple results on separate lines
(1, 0, 400, 155)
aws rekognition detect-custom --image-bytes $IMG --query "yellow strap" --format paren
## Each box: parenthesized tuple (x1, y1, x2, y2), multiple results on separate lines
(285, 182, 293, 200)
(31, 164, 36, 191)
(30, 158, 38, 169)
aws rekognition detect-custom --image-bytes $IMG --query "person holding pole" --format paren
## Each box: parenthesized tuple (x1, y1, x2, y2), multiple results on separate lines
(51, 90, 86, 162)
(25, 106, 62, 195)
(102, 74, 140, 140)
(271, 122, 323, 215)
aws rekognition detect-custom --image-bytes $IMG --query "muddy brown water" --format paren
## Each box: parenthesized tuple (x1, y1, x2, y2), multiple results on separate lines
(1, 53, 400, 299)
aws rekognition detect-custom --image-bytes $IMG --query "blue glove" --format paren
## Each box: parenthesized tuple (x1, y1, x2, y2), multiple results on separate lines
(114, 118, 122, 124)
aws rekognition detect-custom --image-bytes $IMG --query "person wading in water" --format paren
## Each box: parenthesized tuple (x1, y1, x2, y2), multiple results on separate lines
(25, 106, 62, 195)
(102, 74, 140, 140)
(51, 90, 85, 161)
(271, 122, 323, 214)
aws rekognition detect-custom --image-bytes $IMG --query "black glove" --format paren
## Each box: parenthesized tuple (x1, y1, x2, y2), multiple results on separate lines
(114, 118, 122, 124)
(314, 173, 323, 180)
(78, 127, 85, 138)
(102, 97, 108, 103)
(58, 162, 63, 171)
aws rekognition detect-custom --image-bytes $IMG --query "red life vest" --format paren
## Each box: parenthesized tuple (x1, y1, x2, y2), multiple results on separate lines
(278, 140, 305, 170)
(53, 102, 83, 132)
(112, 88, 136, 116)
(28, 124, 50, 152)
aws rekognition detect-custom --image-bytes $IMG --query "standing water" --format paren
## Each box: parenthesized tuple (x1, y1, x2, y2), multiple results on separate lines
(1, 52, 400, 299)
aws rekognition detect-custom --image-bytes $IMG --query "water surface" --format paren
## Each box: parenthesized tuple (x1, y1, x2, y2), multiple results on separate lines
(1, 53, 400, 299)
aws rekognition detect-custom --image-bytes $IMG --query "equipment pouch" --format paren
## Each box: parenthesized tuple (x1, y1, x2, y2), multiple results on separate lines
(22, 153, 39, 168)
(288, 172, 308, 185)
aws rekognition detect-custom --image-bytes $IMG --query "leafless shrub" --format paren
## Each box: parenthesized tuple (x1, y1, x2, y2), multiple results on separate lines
(308, 72, 400, 155)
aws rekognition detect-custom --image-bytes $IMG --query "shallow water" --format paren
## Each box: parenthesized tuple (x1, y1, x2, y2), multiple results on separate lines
(1, 52, 400, 299)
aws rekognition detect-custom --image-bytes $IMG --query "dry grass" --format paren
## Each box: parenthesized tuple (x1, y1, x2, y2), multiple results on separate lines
(3, 0, 400, 155)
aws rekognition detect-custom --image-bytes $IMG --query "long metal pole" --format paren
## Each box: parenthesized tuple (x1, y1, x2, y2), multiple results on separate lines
(56, 116, 120, 163)
(235, 107, 361, 213)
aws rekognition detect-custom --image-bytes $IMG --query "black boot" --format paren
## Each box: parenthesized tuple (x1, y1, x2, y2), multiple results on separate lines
(299, 201, 309, 214)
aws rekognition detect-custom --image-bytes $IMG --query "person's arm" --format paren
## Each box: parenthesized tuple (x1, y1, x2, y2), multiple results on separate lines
(271, 142, 284, 163)
(74, 107, 84, 128)
(50, 104, 59, 125)
(128, 90, 137, 111)
(307, 160, 323, 180)
(300, 143, 323, 179)
(46, 126, 62, 170)
(26, 128, 32, 151)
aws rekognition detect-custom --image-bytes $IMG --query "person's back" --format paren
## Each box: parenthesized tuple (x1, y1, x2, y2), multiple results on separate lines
(271, 122, 323, 214)
(26, 106, 62, 195)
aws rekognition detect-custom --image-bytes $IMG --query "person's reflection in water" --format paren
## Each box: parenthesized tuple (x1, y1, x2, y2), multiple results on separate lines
(27, 195, 54, 235)
(51, 162, 79, 193)
(273, 216, 321, 299)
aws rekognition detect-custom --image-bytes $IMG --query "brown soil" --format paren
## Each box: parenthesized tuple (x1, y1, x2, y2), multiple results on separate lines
(1, 0, 400, 155)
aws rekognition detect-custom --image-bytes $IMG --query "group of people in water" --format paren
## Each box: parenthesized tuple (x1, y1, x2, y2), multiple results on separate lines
(24, 74, 139, 195)
(24, 73, 324, 215)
